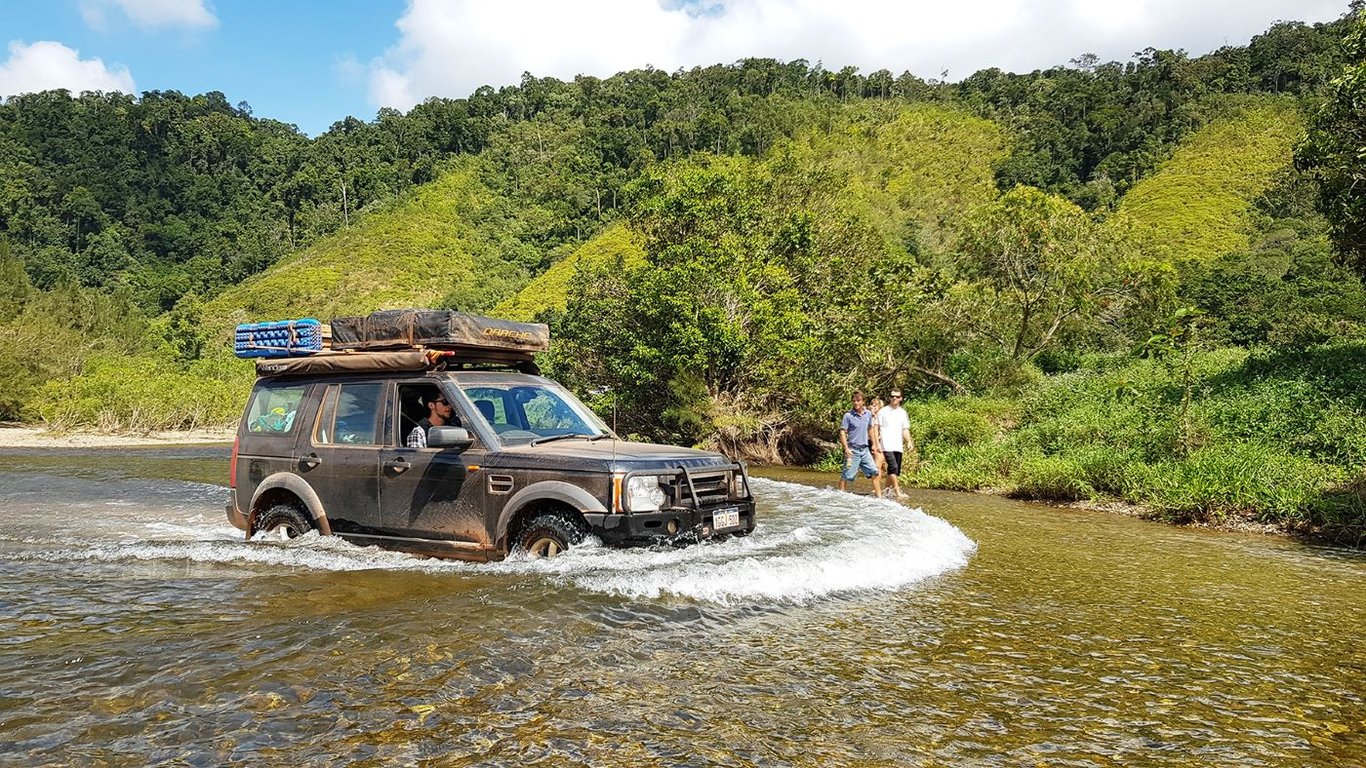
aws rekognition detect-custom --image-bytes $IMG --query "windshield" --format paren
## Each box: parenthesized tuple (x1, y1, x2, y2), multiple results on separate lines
(459, 380, 611, 446)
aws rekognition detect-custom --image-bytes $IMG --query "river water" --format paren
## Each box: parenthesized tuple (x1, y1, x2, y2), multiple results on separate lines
(0, 446, 1362, 767)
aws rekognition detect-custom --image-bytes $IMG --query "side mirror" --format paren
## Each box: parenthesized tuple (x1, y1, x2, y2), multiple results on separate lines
(427, 426, 474, 451)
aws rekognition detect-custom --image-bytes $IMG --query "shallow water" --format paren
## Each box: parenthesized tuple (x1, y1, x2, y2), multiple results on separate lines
(0, 447, 1362, 766)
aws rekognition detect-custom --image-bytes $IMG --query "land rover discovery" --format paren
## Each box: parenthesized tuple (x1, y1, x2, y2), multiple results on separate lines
(225, 349, 756, 560)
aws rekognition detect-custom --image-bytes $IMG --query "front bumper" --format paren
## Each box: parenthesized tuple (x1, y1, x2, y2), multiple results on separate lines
(585, 501, 757, 547)
(589, 461, 756, 546)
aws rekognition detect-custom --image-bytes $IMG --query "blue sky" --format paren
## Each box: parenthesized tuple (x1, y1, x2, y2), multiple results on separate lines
(0, 0, 400, 134)
(0, 1, 1349, 137)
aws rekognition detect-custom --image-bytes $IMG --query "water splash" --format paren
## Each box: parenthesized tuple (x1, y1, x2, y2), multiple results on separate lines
(4, 476, 975, 604)
(505, 478, 977, 603)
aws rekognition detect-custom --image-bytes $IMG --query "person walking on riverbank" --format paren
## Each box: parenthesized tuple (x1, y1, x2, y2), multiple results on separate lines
(869, 397, 887, 477)
(877, 389, 913, 500)
(839, 391, 883, 497)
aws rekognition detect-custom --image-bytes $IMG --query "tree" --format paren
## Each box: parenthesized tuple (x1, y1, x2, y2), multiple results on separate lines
(953, 185, 1140, 362)
(1299, 8, 1366, 277)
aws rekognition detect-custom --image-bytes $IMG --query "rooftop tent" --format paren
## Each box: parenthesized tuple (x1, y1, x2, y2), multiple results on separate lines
(330, 309, 549, 353)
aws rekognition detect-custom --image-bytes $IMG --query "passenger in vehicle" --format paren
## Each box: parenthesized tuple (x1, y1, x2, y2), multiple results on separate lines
(407, 390, 454, 448)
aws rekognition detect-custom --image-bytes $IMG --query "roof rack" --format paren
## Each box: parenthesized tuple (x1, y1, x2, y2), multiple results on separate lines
(244, 309, 549, 377)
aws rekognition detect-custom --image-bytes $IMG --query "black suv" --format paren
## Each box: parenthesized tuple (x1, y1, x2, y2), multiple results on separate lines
(226, 352, 756, 560)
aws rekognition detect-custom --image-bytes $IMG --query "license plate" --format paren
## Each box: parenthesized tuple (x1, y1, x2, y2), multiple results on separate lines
(712, 507, 741, 531)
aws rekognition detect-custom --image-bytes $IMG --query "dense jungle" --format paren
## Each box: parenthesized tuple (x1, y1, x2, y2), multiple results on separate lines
(1, 8, 1364, 541)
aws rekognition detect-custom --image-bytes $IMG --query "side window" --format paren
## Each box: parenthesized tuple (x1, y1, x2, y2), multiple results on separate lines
(397, 383, 461, 446)
(312, 383, 383, 445)
(246, 383, 307, 435)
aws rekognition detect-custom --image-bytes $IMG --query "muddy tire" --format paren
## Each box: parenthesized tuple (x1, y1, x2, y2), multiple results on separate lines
(253, 503, 313, 540)
(516, 513, 587, 558)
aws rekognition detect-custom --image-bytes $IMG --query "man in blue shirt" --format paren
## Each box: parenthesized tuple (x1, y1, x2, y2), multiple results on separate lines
(839, 390, 883, 496)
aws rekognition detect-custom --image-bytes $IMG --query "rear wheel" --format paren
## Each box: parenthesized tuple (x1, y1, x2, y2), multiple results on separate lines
(516, 513, 588, 558)
(253, 503, 313, 540)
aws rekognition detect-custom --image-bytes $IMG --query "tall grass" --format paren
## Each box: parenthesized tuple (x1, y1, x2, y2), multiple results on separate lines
(902, 343, 1366, 536)
(38, 349, 251, 433)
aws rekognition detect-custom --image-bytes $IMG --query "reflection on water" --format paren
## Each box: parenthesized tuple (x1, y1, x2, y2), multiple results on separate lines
(0, 448, 1363, 766)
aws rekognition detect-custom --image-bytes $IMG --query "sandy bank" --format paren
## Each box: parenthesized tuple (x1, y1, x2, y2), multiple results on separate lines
(0, 425, 235, 448)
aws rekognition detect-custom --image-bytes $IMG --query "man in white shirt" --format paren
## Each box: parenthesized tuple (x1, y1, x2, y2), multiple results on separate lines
(876, 389, 913, 500)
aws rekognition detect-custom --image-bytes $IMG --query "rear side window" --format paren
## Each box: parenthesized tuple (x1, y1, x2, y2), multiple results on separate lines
(313, 383, 384, 445)
(245, 383, 308, 435)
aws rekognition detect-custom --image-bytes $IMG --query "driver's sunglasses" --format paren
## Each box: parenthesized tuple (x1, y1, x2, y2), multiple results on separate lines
(432, 398, 449, 405)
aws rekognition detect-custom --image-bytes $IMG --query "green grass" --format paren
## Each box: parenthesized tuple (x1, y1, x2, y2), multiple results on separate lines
(793, 103, 1007, 251)
(203, 159, 531, 333)
(38, 347, 249, 432)
(901, 343, 1366, 535)
(1118, 98, 1304, 263)
(495, 223, 645, 321)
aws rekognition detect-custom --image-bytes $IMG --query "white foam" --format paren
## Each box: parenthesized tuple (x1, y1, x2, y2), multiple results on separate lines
(8, 478, 976, 604)
(497, 478, 977, 604)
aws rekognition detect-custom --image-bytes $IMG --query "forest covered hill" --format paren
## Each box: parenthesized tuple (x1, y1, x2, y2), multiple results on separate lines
(2, 9, 1364, 540)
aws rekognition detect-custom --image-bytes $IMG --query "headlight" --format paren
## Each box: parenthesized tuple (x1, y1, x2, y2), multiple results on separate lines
(626, 476, 666, 512)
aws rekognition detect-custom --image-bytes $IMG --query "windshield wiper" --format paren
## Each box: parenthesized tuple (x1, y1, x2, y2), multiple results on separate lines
(530, 433, 599, 446)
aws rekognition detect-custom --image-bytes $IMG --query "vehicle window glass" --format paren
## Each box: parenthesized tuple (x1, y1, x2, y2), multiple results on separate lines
(313, 383, 382, 445)
(465, 388, 509, 427)
(312, 386, 339, 445)
(398, 383, 459, 446)
(459, 381, 606, 445)
(523, 392, 579, 431)
(246, 383, 307, 435)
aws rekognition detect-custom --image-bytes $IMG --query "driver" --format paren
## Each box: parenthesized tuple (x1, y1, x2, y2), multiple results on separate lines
(407, 390, 454, 448)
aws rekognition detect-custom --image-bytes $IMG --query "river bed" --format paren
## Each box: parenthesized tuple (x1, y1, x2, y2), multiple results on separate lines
(0, 446, 1362, 766)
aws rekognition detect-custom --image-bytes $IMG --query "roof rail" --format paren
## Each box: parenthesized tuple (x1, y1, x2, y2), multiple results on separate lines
(256, 348, 540, 377)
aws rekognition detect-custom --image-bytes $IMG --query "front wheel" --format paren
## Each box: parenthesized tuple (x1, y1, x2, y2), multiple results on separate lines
(516, 513, 588, 558)
(252, 503, 313, 540)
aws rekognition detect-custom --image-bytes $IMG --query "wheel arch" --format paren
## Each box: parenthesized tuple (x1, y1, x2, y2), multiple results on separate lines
(495, 480, 605, 549)
(248, 473, 332, 536)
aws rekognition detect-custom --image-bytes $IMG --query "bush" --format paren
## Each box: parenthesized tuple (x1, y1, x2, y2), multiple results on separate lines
(38, 350, 250, 433)
(1124, 442, 1343, 524)
(1008, 454, 1094, 501)
(921, 410, 994, 447)
(912, 442, 1016, 491)
(1060, 445, 1142, 497)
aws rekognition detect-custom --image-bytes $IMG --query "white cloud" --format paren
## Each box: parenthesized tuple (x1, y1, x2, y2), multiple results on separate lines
(81, 0, 218, 31)
(369, 0, 1346, 110)
(0, 40, 135, 97)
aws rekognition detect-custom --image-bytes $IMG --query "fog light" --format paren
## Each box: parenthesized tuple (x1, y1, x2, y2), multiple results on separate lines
(666, 519, 679, 535)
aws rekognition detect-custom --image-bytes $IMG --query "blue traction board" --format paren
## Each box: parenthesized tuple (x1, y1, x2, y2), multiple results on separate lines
(234, 318, 323, 358)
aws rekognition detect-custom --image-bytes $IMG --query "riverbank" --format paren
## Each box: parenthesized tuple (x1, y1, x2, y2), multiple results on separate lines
(0, 424, 234, 448)
(981, 483, 1357, 546)
(786, 462, 1360, 547)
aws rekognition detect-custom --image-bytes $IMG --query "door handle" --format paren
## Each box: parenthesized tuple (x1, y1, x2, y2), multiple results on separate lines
(384, 458, 410, 474)
(299, 453, 320, 469)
